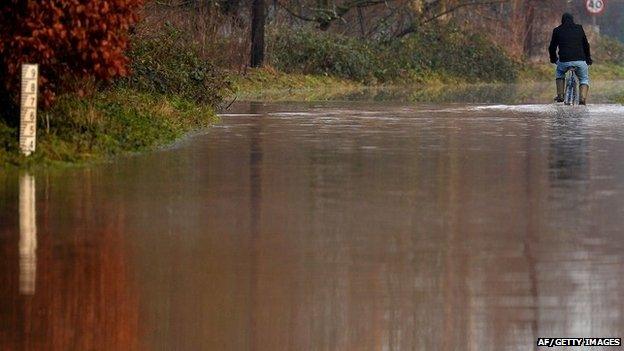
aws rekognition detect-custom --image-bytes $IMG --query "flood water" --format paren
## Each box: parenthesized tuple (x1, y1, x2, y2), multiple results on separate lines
(2, 85, 624, 350)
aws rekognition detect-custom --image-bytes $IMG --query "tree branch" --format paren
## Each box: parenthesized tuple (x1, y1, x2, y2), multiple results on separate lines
(396, 0, 509, 37)
(277, 1, 316, 22)
(423, 0, 509, 24)
(279, 0, 393, 30)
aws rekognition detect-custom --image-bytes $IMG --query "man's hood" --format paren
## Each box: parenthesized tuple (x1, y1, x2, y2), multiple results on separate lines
(562, 13, 574, 25)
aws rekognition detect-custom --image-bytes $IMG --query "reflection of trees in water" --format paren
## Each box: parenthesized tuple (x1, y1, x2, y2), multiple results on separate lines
(0, 171, 140, 350)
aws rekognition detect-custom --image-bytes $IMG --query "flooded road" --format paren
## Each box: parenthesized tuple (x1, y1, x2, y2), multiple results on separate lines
(2, 92, 624, 349)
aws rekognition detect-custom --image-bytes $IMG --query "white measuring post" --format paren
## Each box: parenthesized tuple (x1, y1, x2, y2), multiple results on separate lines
(20, 64, 38, 156)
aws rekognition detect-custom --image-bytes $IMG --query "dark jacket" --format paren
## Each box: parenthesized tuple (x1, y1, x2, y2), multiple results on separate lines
(548, 13, 592, 64)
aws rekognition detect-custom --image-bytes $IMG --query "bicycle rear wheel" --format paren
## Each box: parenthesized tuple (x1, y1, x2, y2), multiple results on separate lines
(564, 71, 578, 105)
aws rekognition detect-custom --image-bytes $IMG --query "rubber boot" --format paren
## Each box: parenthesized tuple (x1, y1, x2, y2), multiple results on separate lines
(554, 79, 565, 102)
(579, 84, 589, 105)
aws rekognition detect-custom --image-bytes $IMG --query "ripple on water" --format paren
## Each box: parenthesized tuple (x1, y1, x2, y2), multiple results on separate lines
(468, 103, 624, 115)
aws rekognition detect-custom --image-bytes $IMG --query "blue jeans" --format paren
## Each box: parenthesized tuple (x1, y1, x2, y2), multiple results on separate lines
(556, 61, 590, 86)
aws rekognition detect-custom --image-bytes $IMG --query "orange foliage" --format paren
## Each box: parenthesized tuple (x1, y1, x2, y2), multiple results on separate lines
(0, 0, 144, 107)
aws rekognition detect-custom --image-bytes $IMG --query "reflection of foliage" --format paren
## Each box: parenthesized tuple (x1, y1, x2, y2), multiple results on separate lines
(0, 195, 140, 350)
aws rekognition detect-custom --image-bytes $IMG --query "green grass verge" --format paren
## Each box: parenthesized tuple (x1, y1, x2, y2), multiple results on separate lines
(0, 87, 217, 167)
(230, 68, 366, 101)
(230, 67, 486, 101)
(520, 63, 624, 82)
(236, 63, 624, 101)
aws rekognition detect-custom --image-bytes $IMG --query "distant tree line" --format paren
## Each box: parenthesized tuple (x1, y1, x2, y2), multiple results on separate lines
(150, 0, 604, 68)
(1, 0, 618, 116)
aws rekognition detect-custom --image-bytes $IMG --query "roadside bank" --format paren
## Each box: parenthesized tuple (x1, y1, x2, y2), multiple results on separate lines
(3, 23, 624, 168)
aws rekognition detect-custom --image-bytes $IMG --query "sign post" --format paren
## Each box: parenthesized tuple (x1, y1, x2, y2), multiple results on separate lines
(586, 0, 605, 33)
(19, 64, 38, 156)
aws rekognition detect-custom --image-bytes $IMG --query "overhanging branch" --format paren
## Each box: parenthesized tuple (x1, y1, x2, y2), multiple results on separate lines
(397, 0, 509, 37)
(279, 0, 393, 30)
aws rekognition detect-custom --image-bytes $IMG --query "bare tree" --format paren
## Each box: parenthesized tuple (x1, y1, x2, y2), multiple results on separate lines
(251, 0, 266, 67)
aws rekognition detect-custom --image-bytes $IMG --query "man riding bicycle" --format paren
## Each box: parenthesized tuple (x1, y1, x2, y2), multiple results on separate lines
(548, 13, 593, 105)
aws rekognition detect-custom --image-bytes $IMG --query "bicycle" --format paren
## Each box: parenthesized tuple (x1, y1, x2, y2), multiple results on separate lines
(564, 67, 579, 106)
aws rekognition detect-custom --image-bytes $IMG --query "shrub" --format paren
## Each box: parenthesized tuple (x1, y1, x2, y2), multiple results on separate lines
(594, 35, 624, 64)
(269, 24, 518, 83)
(118, 25, 233, 107)
(391, 25, 518, 83)
(0, 0, 143, 108)
(270, 27, 381, 82)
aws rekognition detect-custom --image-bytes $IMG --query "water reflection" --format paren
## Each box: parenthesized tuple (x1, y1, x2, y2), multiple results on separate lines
(0, 170, 140, 350)
(1, 101, 624, 350)
(248, 102, 263, 351)
(548, 108, 590, 185)
(19, 172, 37, 295)
(209, 102, 624, 350)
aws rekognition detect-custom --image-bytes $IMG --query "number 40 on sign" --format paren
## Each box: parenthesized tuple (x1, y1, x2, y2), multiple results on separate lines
(586, 0, 605, 15)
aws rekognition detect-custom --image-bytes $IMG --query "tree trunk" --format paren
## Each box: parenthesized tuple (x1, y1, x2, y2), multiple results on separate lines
(524, 0, 536, 57)
(510, 0, 524, 56)
(250, 0, 265, 67)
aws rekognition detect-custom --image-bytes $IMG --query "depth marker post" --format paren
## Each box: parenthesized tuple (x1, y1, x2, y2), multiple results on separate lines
(20, 64, 38, 156)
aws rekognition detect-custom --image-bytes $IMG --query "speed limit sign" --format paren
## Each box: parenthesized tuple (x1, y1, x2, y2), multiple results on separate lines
(586, 0, 605, 15)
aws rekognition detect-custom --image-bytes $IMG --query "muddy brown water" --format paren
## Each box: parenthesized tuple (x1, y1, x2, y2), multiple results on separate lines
(1, 83, 624, 350)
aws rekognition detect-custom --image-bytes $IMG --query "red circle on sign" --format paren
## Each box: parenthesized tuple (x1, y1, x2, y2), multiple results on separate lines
(586, 0, 605, 15)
